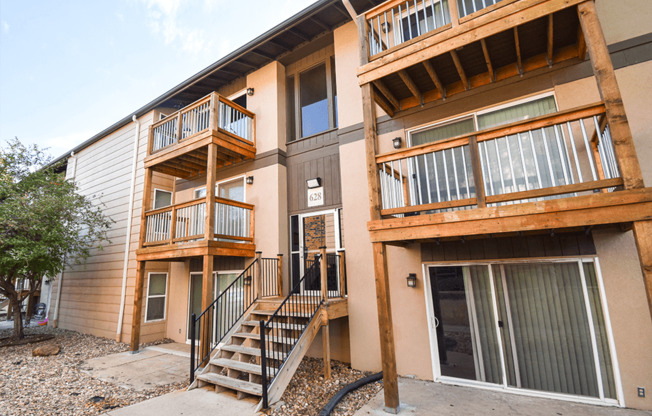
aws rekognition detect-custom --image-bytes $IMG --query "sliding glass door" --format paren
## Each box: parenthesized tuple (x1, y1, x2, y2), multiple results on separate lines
(428, 260, 617, 401)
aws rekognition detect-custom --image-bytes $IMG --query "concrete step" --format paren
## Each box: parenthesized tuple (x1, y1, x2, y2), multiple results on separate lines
(196, 372, 262, 397)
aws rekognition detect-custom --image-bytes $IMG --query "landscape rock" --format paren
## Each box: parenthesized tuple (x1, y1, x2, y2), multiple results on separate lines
(32, 344, 60, 357)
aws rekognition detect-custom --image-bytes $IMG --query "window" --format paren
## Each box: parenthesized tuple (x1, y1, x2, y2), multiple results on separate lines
(195, 176, 245, 201)
(287, 58, 338, 141)
(194, 188, 206, 199)
(145, 273, 167, 322)
(153, 189, 172, 209)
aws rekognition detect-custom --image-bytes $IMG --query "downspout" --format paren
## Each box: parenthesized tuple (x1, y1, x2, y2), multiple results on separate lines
(52, 151, 77, 327)
(116, 115, 141, 342)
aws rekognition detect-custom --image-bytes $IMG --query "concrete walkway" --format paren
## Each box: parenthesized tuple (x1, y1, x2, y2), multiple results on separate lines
(82, 344, 189, 390)
(105, 388, 258, 416)
(355, 378, 652, 416)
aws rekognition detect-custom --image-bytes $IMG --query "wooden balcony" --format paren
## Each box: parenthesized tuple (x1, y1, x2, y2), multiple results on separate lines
(145, 93, 256, 179)
(136, 197, 256, 261)
(357, 0, 589, 115)
(368, 103, 652, 243)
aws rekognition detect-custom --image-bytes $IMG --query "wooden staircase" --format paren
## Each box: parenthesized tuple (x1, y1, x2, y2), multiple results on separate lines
(193, 297, 323, 402)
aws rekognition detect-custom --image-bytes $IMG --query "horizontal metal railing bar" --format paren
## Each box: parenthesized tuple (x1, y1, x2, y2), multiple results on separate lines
(376, 102, 605, 164)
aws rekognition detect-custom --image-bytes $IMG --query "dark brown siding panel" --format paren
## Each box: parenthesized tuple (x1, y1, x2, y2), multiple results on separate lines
(421, 232, 597, 262)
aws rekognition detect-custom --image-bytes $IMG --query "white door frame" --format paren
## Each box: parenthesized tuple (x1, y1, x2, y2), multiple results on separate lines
(296, 208, 342, 296)
(421, 257, 624, 407)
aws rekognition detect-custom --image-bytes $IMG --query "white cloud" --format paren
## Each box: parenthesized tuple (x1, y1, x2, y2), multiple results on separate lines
(141, 0, 212, 55)
(2, 21, 9, 34)
(34, 130, 96, 159)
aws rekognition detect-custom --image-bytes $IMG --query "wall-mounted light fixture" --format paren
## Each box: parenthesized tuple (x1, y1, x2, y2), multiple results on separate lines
(406, 273, 417, 288)
(246, 176, 254, 185)
(246, 87, 255, 96)
(244, 275, 252, 285)
(393, 137, 402, 149)
(306, 177, 322, 189)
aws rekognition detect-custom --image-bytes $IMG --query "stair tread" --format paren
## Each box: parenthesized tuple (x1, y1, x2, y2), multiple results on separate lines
(250, 309, 313, 318)
(220, 344, 288, 359)
(233, 332, 298, 344)
(196, 373, 262, 396)
(211, 357, 262, 375)
(242, 320, 307, 330)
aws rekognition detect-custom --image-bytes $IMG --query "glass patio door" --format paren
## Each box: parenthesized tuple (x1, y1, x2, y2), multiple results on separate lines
(187, 271, 240, 342)
(428, 260, 617, 401)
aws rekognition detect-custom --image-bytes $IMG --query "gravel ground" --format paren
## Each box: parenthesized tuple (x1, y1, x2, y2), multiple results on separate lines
(0, 326, 188, 416)
(270, 357, 383, 416)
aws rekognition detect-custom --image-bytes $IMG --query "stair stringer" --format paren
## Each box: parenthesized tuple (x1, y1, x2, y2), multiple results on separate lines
(258, 306, 325, 410)
(188, 300, 260, 390)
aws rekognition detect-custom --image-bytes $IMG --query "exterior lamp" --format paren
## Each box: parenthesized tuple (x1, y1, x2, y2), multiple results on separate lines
(246, 88, 255, 96)
(306, 177, 322, 189)
(393, 137, 402, 149)
(244, 275, 252, 285)
(406, 273, 417, 288)
(246, 176, 254, 185)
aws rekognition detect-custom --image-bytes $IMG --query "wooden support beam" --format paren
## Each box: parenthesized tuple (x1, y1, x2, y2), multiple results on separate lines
(632, 220, 652, 323)
(268, 37, 293, 52)
(250, 49, 275, 61)
(468, 136, 486, 208)
(200, 254, 214, 362)
(205, 143, 217, 242)
(361, 83, 382, 220)
(449, 50, 469, 90)
(422, 60, 446, 98)
(338, 252, 347, 297)
(320, 246, 328, 302)
(322, 323, 331, 379)
(480, 39, 494, 82)
(255, 251, 262, 300)
(577, 24, 587, 61)
(398, 70, 423, 104)
(342, 0, 358, 21)
(514, 27, 523, 74)
(138, 168, 154, 249)
(372, 242, 399, 412)
(289, 28, 310, 42)
(373, 80, 400, 111)
(373, 88, 396, 117)
(129, 261, 146, 351)
(547, 14, 554, 65)
(578, 1, 644, 189)
(310, 17, 329, 32)
(277, 254, 284, 298)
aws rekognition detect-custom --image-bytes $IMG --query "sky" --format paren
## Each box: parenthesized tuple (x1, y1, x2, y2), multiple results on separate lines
(0, 0, 316, 160)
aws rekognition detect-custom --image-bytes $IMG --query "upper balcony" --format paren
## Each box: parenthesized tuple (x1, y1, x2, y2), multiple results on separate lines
(145, 93, 256, 179)
(368, 102, 652, 243)
(357, 0, 588, 114)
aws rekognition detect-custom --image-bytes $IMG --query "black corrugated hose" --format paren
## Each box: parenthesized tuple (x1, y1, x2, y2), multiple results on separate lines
(318, 372, 383, 416)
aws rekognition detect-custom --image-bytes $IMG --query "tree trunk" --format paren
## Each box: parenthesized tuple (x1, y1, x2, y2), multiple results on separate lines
(10, 297, 23, 339)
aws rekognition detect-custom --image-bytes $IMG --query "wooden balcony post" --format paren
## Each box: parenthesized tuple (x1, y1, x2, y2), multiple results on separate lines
(468, 136, 486, 208)
(577, 1, 643, 190)
(176, 111, 183, 143)
(138, 168, 153, 249)
(255, 251, 262, 299)
(169, 206, 177, 245)
(322, 321, 331, 380)
(320, 246, 328, 302)
(449, 0, 459, 27)
(373, 242, 399, 412)
(277, 254, 283, 298)
(205, 143, 217, 242)
(200, 254, 214, 361)
(339, 251, 347, 297)
(209, 92, 218, 132)
(129, 261, 146, 352)
(147, 125, 154, 156)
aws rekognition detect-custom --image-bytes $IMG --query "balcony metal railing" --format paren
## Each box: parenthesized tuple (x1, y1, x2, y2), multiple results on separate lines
(143, 197, 254, 246)
(365, 0, 508, 58)
(377, 102, 622, 216)
(150, 93, 255, 154)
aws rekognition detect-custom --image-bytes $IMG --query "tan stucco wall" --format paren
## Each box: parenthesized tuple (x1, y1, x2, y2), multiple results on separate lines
(334, 22, 364, 129)
(247, 61, 287, 153)
(596, 0, 652, 45)
(593, 228, 652, 410)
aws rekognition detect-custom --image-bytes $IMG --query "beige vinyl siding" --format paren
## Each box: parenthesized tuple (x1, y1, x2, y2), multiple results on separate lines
(52, 110, 173, 342)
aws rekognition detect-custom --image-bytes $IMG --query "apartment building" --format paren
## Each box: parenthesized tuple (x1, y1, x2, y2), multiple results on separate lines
(49, 0, 652, 411)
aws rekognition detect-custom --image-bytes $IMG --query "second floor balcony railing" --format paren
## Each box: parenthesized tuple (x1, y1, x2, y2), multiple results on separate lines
(376, 102, 621, 216)
(366, 0, 505, 58)
(149, 93, 255, 154)
(143, 197, 254, 246)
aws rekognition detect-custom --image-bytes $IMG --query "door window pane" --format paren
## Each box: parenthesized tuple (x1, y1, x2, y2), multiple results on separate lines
(218, 177, 244, 202)
(411, 118, 475, 146)
(300, 64, 329, 137)
(477, 96, 557, 130)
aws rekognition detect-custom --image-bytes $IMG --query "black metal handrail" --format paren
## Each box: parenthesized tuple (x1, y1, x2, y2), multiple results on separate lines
(260, 257, 280, 297)
(190, 259, 258, 383)
(260, 255, 324, 409)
